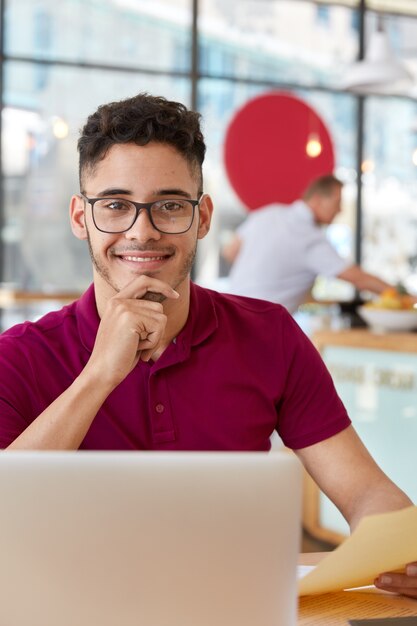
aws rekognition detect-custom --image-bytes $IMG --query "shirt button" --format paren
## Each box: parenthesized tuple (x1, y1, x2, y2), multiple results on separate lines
(155, 403, 165, 414)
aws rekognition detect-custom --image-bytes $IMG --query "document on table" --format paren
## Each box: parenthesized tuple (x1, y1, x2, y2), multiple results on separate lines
(298, 589, 417, 626)
(299, 505, 417, 596)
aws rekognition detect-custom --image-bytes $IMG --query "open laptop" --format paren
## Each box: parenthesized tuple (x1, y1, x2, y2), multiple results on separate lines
(0, 451, 301, 626)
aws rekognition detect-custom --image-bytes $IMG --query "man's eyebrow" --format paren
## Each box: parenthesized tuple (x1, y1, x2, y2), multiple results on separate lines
(93, 188, 193, 199)
(153, 188, 193, 198)
(95, 188, 132, 197)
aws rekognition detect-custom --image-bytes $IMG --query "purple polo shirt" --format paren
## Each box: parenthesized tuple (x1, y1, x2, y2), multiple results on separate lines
(0, 282, 350, 450)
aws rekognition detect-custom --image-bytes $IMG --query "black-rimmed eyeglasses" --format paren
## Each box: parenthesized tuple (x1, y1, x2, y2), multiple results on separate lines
(81, 194, 202, 235)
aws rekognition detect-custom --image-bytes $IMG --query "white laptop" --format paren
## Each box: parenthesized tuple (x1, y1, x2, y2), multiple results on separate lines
(0, 451, 302, 626)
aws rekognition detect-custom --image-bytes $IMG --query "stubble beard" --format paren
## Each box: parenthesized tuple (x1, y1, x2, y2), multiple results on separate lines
(86, 226, 197, 303)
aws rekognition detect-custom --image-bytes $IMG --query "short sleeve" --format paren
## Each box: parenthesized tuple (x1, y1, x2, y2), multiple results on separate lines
(305, 232, 351, 278)
(236, 217, 251, 239)
(276, 313, 351, 449)
(0, 334, 38, 448)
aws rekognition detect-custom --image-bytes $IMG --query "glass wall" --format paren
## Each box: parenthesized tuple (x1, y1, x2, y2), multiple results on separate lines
(2, 61, 190, 290)
(2, 0, 192, 291)
(5, 0, 192, 71)
(357, 10, 417, 292)
(198, 0, 357, 87)
(361, 95, 417, 290)
(2, 0, 417, 299)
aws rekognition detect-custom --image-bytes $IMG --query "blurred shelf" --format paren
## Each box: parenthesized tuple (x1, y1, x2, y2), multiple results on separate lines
(0, 289, 81, 307)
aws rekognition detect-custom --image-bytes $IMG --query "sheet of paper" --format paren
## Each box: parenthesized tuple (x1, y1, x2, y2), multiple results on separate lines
(298, 565, 315, 579)
(299, 505, 417, 596)
(298, 589, 417, 626)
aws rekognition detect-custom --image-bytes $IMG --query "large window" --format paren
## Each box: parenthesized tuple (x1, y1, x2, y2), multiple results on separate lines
(5, 0, 192, 71)
(198, 1, 357, 88)
(1, 0, 417, 299)
(361, 95, 417, 290)
(2, 61, 190, 290)
(2, 0, 192, 291)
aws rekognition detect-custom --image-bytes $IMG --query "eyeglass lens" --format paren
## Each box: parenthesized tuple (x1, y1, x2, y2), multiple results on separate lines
(93, 198, 195, 233)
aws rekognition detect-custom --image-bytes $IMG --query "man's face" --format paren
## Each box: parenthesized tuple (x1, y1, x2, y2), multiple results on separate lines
(70, 142, 212, 302)
(314, 186, 342, 225)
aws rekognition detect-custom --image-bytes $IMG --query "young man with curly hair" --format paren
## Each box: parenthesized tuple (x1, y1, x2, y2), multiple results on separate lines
(0, 93, 415, 598)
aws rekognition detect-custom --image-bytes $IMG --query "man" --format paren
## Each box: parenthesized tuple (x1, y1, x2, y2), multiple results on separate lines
(224, 175, 394, 313)
(0, 94, 415, 598)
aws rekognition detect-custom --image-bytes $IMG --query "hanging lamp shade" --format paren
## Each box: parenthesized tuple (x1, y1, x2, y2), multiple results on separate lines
(341, 28, 413, 94)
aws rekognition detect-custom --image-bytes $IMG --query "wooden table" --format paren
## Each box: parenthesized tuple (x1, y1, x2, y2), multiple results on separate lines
(298, 553, 417, 625)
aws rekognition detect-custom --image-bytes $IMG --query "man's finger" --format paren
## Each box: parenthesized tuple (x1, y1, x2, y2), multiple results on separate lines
(139, 348, 156, 362)
(375, 572, 417, 595)
(374, 582, 417, 599)
(114, 275, 179, 302)
(406, 562, 417, 576)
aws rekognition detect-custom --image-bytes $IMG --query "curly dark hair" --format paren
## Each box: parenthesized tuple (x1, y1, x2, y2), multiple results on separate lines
(78, 93, 206, 191)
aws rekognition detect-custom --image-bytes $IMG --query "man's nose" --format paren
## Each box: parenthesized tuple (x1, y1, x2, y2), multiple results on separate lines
(125, 208, 161, 241)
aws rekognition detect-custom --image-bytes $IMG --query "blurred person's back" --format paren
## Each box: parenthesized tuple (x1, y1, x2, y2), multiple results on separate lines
(224, 175, 393, 313)
(228, 202, 333, 312)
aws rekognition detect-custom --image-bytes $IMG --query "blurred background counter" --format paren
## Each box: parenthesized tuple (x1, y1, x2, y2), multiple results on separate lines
(303, 328, 417, 546)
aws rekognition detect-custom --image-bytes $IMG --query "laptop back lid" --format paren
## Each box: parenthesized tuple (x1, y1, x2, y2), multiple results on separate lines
(0, 451, 301, 626)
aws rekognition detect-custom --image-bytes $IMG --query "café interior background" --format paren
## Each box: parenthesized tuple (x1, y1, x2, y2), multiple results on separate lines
(2, 0, 417, 306)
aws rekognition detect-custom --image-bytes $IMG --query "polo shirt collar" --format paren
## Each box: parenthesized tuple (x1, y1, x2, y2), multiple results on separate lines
(177, 281, 218, 349)
(76, 284, 101, 353)
(75, 281, 218, 358)
(150, 282, 218, 370)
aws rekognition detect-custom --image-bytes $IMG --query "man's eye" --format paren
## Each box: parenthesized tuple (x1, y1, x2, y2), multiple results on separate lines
(160, 201, 183, 211)
(103, 200, 130, 210)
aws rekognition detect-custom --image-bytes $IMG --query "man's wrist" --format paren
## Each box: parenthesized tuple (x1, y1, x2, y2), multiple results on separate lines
(76, 363, 121, 398)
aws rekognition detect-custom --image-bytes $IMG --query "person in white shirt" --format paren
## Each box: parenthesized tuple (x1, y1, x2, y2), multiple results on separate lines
(224, 175, 393, 313)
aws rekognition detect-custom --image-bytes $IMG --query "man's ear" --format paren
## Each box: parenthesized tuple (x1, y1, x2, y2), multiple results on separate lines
(70, 195, 88, 240)
(197, 194, 214, 240)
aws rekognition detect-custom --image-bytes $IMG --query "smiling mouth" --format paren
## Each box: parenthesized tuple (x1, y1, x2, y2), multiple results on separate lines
(121, 255, 168, 262)
(113, 249, 174, 264)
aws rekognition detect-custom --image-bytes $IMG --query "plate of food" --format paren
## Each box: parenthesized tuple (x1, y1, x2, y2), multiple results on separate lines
(357, 288, 417, 333)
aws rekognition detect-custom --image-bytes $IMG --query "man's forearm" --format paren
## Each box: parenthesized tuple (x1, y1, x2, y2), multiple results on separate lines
(348, 477, 412, 532)
(338, 264, 392, 295)
(6, 370, 116, 450)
